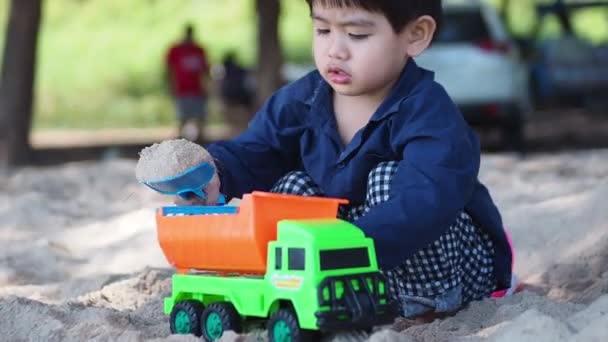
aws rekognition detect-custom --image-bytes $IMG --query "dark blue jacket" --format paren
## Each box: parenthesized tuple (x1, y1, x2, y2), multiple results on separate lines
(207, 60, 512, 290)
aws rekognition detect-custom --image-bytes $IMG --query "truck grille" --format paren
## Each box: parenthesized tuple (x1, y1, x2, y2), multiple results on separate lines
(315, 272, 398, 330)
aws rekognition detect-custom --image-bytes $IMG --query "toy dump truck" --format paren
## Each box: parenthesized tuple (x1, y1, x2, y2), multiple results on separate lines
(156, 191, 397, 341)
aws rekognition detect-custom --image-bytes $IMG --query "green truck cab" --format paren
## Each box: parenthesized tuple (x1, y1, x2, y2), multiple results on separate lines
(164, 218, 397, 341)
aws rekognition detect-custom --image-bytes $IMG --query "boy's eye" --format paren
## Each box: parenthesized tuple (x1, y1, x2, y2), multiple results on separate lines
(349, 33, 369, 40)
(316, 29, 330, 36)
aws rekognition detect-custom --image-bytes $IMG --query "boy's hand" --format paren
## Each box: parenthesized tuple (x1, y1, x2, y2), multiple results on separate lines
(173, 166, 222, 206)
(202, 172, 222, 205)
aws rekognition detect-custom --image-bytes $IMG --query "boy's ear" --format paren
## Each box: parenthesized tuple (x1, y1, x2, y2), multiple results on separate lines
(404, 15, 437, 58)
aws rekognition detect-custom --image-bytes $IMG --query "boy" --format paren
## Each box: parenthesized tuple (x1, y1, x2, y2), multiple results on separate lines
(189, 0, 513, 318)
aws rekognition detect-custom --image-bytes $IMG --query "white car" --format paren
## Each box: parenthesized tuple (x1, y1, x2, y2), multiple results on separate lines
(416, 2, 531, 151)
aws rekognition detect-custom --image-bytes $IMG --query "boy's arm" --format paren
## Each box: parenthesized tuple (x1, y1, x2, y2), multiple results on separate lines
(206, 92, 302, 199)
(353, 94, 480, 270)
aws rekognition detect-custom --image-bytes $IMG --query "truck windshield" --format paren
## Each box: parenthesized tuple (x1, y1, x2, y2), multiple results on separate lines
(319, 248, 370, 271)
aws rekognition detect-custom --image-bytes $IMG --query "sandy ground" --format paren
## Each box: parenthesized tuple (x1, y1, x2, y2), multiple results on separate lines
(1, 149, 607, 341)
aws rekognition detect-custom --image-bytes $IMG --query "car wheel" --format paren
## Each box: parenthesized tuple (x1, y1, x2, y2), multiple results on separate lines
(502, 106, 526, 154)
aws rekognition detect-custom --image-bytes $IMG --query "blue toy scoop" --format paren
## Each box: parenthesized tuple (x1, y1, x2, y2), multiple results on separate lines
(141, 162, 222, 202)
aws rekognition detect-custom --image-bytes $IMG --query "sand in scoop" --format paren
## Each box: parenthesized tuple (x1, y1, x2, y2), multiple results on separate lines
(135, 139, 213, 183)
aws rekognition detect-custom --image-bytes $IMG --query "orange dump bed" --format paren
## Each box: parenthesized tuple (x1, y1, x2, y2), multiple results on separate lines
(156, 191, 347, 274)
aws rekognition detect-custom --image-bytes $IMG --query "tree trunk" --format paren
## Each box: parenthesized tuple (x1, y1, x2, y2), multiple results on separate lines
(0, 0, 42, 168)
(255, 0, 283, 108)
(499, 0, 511, 25)
(554, 0, 573, 35)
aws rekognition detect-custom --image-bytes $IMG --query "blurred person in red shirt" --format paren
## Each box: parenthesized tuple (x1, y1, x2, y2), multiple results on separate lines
(166, 24, 210, 142)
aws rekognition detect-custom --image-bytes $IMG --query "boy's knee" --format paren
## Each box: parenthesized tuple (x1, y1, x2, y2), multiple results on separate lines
(270, 171, 323, 196)
(367, 161, 399, 186)
(368, 160, 399, 180)
(362, 161, 399, 207)
(283, 170, 310, 180)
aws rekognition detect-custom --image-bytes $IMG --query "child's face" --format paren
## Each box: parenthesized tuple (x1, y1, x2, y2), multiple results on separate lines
(311, 3, 410, 98)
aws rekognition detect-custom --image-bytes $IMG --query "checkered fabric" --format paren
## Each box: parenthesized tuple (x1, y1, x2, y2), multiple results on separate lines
(383, 211, 496, 310)
(270, 161, 496, 316)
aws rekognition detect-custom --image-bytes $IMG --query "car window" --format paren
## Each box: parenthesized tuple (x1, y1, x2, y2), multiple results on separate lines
(436, 10, 490, 43)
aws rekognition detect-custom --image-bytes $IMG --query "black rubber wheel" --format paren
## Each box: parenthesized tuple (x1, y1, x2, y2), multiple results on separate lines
(502, 107, 526, 154)
(201, 302, 242, 341)
(267, 309, 318, 342)
(169, 300, 204, 336)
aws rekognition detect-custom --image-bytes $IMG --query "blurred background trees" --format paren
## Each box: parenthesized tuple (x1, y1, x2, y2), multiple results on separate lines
(0, 0, 42, 167)
(256, 0, 284, 107)
(0, 0, 607, 167)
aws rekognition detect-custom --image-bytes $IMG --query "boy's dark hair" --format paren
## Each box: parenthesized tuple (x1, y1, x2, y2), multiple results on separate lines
(305, 0, 443, 34)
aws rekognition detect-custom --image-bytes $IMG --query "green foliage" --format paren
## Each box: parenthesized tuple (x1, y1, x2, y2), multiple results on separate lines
(0, 0, 312, 130)
(0, 0, 606, 130)
(487, 0, 608, 43)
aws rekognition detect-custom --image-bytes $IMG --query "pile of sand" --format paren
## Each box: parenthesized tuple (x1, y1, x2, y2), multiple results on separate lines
(134, 138, 222, 205)
(1, 149, 607, 341)
(135, 139, 213, 182)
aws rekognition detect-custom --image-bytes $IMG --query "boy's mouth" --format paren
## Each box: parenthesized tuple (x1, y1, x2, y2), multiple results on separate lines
(327, 66, 352, 84)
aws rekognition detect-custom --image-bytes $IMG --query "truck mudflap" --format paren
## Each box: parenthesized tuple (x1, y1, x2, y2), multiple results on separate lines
(315, 272, 399, 331)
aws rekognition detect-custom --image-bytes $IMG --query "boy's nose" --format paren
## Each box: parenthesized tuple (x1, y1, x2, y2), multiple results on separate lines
(328, 37, 349, 60)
